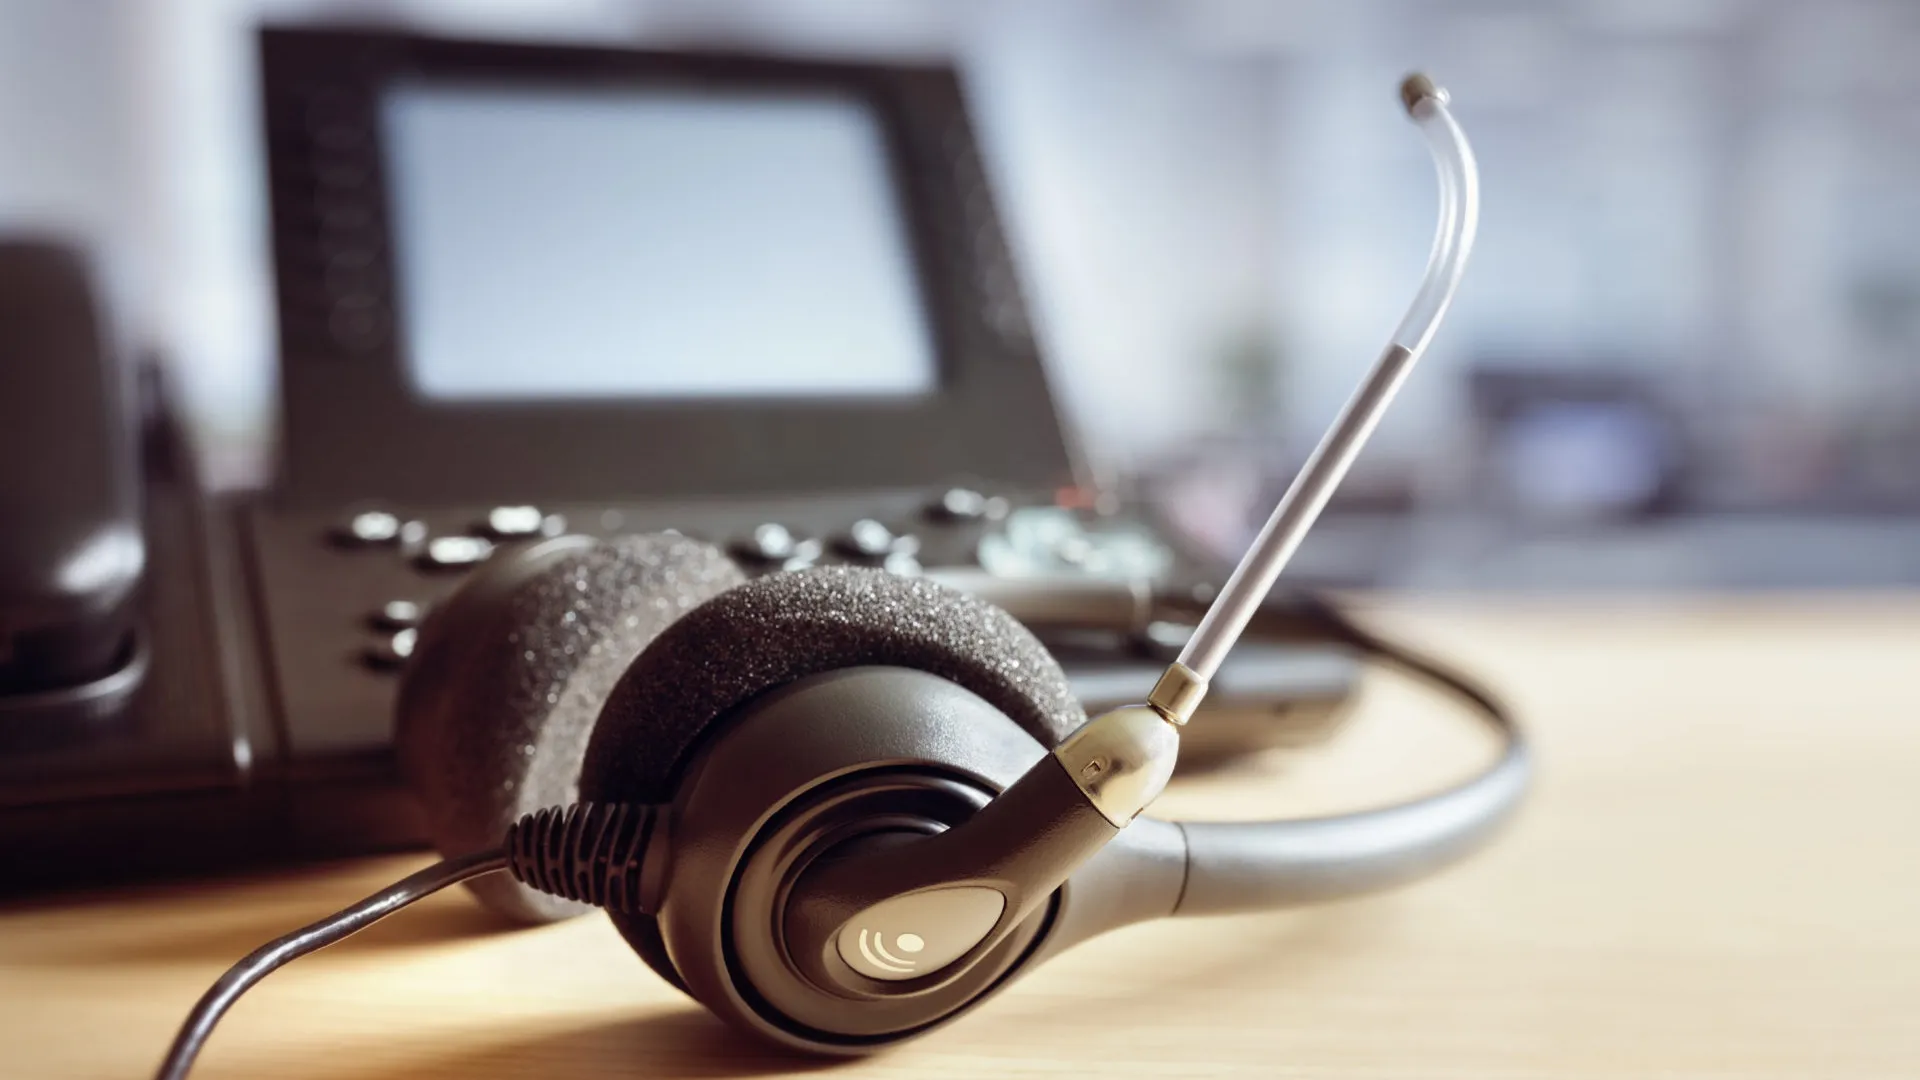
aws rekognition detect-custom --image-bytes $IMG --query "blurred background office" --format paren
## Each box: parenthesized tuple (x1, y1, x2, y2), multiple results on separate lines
(4, 0, 1917, 589)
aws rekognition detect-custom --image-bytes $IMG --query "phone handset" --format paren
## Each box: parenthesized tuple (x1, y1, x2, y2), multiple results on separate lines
(0, 240, 148, 727)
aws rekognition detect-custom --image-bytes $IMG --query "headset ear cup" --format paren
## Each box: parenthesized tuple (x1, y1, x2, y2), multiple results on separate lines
(577, 565, 1085, 989)
(394, 533, 745, 923)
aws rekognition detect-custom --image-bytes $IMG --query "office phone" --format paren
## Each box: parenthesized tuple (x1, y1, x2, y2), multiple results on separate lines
(0, 27, 1357, 890)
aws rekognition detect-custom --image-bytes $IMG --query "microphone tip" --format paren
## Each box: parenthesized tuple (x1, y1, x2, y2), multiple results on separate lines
(1399, 72, 1449, 117)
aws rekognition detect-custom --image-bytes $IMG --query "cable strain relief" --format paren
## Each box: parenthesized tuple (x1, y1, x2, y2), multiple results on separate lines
(504, 802, 667, 914)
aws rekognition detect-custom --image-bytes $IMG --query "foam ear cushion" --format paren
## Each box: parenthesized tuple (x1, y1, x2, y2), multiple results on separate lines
(395, 533, 745, 923)
(578, 565, 1085, 988)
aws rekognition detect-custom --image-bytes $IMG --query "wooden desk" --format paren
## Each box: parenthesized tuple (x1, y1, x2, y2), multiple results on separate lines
(5, 598, 1917, 1078)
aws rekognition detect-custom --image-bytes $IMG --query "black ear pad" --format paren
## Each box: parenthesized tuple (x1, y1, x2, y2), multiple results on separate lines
(577, 565, 1085, 989)
(395, 532, 745, 923)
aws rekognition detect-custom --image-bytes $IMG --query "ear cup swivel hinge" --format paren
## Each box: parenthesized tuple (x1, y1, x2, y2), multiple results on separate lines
(1052, 702, 1183, 829)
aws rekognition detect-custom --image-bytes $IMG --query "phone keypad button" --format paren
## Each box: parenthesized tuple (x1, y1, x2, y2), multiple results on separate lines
(834, 520, 919, 562)
(335, 510, 402, 546)
(835, 519, 895, 559)
(370, 600, 425, 630)
(730, 523, 802, 563)
(778, 538, 825, 572)
(362, 627, 417, 670)
(481, 505, 560, 539)
(418, 535, 493, 570)
(927, 487, 987, 522)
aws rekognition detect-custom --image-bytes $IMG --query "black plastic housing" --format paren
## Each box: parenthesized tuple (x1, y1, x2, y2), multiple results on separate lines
(582, 666, 1187, 1053)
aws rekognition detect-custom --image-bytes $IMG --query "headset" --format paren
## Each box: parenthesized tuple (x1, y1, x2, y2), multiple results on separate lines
(153, 73, 1520, 1075)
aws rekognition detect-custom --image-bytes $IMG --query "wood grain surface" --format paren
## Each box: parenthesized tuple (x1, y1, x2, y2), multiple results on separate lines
(4, 597, 1917, 1079)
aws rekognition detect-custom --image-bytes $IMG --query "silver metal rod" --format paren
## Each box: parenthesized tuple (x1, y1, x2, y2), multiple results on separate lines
(1165, 74, 1480, 694)
(1177, 344, 1414, 681)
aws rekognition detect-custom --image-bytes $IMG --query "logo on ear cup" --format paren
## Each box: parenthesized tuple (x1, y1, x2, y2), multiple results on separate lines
(836, 885, 1005, 982)
(855, 928, 926, 973)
